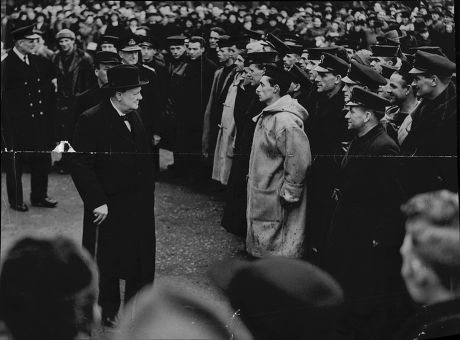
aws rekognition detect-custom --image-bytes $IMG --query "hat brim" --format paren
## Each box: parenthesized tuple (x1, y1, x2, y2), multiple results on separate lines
(342, 76, 358, 85)
(23, 33, 42, 40)
(101, 80, 149, 90)
(408, 67, 427, 74)
(120, 46, 142, 52)
(345, 101, 361, 107)
(313, 65, 331, 73)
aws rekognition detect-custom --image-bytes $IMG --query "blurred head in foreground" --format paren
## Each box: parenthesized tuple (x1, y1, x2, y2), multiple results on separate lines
(210, 257, 344, 340)
(0, 236, 100, 340)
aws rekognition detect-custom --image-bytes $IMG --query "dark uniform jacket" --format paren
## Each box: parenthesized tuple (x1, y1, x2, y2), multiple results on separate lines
(70, 99, 156, 280)
(401, 81, 458, 195)
(1, 51, 56, 151)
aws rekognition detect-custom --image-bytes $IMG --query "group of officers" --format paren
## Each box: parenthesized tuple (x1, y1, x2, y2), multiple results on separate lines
(1, 17, 458, 338)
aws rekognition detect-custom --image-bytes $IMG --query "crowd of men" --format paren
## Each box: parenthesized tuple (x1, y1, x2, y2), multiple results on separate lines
(0, 0, 458, 339)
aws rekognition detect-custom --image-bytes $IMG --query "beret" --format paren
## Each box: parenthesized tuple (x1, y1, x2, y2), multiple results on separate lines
(11, 24, 42, 40)
(314, 52, 349, 77)
(346, 87, 390, 112)
(409, 50, 456, 76)
(56, 28, 76, 40)
(343, 60, 387, 89)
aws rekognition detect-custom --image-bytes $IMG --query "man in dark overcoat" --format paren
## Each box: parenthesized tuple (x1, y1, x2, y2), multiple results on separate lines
(324, 87, 411, 340)
(1, 24, 57, 211)
(401, 51, 457, 196)
(70, 65, 156, 327)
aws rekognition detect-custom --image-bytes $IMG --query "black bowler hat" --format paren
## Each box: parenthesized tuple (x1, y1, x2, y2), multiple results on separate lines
(117, 34, 141, 52)
(94, 51, 121, 66)
(11, 24, 42, 40)
(100, 35, 118, 46)
(409, 50, 456, 76)
(102, 64, 149, 90)
(342, 60, 387, 89)
(314, 53, 349, 77)
(346, 87, 390, 113)
(210, 257, 344, 340)
(371, 45, 399, 58)
(166, 35, 186, 46)
(290, 64, 310, 86)
(246, 51, 278, 65)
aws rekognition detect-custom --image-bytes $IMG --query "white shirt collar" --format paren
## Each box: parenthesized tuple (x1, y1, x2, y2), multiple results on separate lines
(109, 97, 126, 117)
(13, 47, 27, 62)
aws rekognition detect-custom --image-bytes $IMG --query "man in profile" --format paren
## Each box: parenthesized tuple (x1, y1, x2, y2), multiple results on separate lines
(71, 65, 156, 328)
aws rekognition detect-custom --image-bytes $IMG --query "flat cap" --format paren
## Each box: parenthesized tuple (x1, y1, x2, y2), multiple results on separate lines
(346, 87, 390, 112)
(371, 45, 399, 58)
(166, 35, 186, 46)
(117, 34, 141, 52)
(56, 28, 76, 40)
(342, 60, 387, 89)
(99, 35, 118, 46)
(11, 24, 42, 40)
(246, 51, 278, 65)
(409, 50, 456, 76)
(314, 52, 349, 77)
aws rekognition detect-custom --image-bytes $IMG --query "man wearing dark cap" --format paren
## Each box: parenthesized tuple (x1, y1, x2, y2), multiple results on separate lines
(370, 45, 400, 75)
(73, 51, 121, 126)
(174, 36, 217, 182)
(207, 27, 226, 65)
(222, 52, 273, 236)
(201, 36, 236, 173)
(401, 51, 457, 196)
(304, 52, 349, 263)
(71, 64, 156, 328)
(342, 59, 387, 102)
(325, 87, 409, 340)
(287, 64, 311, 109)
(117, 34, 163, 173)
(1, 24, 58, 211)
(52, 28, 94, 151)
(100, 35, 118, 53)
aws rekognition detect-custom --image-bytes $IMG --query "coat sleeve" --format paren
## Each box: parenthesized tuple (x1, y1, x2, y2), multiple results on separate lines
(276, 125, 312, 203)
(70, 113, 108, 211)
(201, 70, 219, 154)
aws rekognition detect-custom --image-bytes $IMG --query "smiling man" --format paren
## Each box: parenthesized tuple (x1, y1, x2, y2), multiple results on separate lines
(71, 64, 156, 328)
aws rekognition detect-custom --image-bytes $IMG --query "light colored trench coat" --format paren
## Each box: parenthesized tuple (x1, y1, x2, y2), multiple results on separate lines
(247, 95, 311, 258)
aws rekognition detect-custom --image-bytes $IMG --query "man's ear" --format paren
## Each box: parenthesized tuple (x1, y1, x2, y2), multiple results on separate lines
(431, 75, 438, 87)
(335, 74, 342, 85)
(274, 84, 280, 94)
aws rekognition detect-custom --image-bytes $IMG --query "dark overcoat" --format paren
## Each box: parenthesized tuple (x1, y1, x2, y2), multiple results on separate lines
(70, 99, 156, 281)
(401, 81, 458, 196)
(324, 124, 411, 339)
(1, 52, 56, 151)
(71, 86, 106, 140)
(324, 124, 405, 297)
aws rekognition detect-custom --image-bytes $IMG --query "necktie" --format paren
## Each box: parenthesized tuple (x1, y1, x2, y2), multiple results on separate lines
(23, 55, 29, 65)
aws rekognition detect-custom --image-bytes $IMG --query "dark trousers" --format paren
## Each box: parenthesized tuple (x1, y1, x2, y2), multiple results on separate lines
(4, 151, 51, 206)
(98, 259, 153, 319)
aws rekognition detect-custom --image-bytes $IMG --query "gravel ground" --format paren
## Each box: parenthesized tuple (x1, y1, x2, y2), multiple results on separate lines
(1, 149, 247, 339)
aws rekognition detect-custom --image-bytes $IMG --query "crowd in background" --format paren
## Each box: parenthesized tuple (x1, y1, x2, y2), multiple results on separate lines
(0, 1, 459, 340)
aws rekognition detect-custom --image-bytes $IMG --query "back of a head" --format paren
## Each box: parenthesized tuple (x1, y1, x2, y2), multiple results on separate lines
(402, 191, 460, 294)
(0, 236, 99, 340)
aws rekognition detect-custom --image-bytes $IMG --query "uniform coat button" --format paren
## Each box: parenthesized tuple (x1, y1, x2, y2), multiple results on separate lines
(40, 112, 44, 115)
(38, 89, 41, 93)
(31, 114, 35, 118)
(39, 100, 42, 104)
(37, 78, 40, 82)
(24, 82, 28, 85)
(29, 103, 33, 107)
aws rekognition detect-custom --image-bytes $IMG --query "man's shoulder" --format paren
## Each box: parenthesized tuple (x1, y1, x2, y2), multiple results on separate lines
(81, 101, 105, 119)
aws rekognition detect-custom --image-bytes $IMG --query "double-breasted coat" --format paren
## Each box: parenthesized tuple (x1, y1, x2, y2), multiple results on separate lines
(70, 99, 156, 281)
(1, 51, 56, 151)
(247, 95, 311, 258)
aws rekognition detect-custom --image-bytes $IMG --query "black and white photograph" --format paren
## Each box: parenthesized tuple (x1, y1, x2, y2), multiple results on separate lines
(0, 1, 458, 339)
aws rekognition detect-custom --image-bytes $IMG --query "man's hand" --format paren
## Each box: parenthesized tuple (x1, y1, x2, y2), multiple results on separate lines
(93, 204, 108, 225)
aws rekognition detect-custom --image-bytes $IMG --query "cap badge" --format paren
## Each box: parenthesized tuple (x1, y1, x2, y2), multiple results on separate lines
(128, 39, 136, 46)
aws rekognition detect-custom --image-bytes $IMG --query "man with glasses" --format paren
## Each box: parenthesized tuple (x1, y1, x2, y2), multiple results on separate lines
(1, 24, 58, 212)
